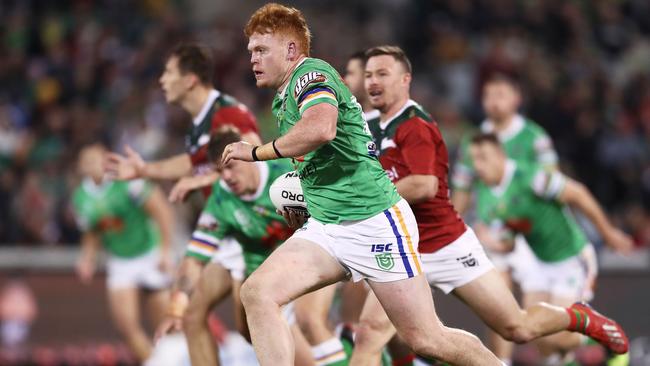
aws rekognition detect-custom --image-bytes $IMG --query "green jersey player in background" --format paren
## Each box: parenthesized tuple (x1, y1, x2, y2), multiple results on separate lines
(223, 3, 504, 366)
(72, 143, 175, 363)
(469, 133, 633, 364)
(155, 127, 314, 366)
(451, 74, 563, 363)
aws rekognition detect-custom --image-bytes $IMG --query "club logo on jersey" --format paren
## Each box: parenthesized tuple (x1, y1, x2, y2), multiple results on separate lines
(197, 213, 219, 231)
(367, 141, 378, 158)
(375, 253, 394, 270)
(294, 72, 327, 98)
(456, 253, 477, 268)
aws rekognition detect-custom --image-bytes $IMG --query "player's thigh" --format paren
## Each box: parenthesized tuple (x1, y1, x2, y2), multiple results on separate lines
(231, 278, 249, 338)
(242, 237, 348, 306)
(144, 288, 169, 327)
(192, 262, 233, 311)
(295, 283, 337, 322)
(452, 269, 524, 332)
(368, 275, 442, 341)
(107, 287, 141, 332)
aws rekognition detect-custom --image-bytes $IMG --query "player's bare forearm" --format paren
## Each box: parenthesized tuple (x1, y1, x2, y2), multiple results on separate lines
(273, 103, 338, 158)
(173, 256, 204, 295)
(395, 175, 439, 204)
(80, 232, 100, 261)
(144, 187, 175, 253)
(143, 154, 193, 180)
(451, 189, 472, 215)
(560, 180, 614, 236)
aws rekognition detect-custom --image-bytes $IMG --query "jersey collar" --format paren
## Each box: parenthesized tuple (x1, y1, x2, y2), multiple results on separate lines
(490, 159, 516, 196)
(193, 89, 221, 126)
(219, 161, 269, 202)
(82, 177, 113, 196)
(363, 109, 380, 122)
(278, 57, 309, 100)
(379, 99, 418, 130)
(481, 114, 525, 142)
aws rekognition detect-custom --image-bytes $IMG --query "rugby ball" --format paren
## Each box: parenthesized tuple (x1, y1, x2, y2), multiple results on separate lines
(269, 171, 310, 218)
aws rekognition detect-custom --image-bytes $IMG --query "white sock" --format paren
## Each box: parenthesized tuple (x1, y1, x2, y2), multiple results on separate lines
(312, 337, 346, 365)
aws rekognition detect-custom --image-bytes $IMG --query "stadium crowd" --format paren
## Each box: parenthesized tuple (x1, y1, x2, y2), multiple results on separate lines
(0, 0, 649, 249)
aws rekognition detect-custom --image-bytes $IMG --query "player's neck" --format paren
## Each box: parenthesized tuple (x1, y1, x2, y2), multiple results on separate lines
(380, 95, 410, 122)
(277, 55, 307, 93)
(245, 164, 261, 195)
(182, 86, 212, 118)
(491, 114, 516, 131)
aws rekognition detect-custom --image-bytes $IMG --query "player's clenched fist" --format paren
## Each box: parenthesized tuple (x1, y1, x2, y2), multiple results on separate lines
(221, 141, 255, 165)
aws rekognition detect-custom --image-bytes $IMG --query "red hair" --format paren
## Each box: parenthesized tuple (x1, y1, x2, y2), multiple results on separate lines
(245, 3, 311, 56)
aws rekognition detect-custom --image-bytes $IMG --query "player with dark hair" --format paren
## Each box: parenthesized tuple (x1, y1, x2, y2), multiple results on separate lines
(156, 127, 314, 366)
(73, 143, 175, 363)
(348, 45, 630, 366)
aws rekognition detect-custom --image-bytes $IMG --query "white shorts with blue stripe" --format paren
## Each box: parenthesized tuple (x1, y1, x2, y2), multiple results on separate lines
(291, 199, 422, 282)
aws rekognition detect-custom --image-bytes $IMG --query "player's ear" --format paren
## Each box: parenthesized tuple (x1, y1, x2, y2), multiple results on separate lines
(403, 72, 412, 85)
(287, 41, 297, 61)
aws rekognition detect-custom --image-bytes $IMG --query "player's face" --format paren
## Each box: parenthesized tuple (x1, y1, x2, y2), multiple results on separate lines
(344, 58, 366, 101)
(469, 143, 504, 185)
(365, 55, 410, 113)
(78, 146, 106, 181)
(217, 160, 256, 196)
(482, 82, 521, 121)
(159, 56, 190, 104)
(248, 32, 290, 89)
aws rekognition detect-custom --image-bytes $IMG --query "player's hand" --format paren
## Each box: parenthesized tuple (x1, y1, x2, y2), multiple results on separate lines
(604, 228, 634, 255)
(76, 258, 95, 285)
(154, 316, 183, 343)
(221, 142, 255, 165)
(105, 145, 146, 180)
(474, 223, 513, 253)
(168, 173, 218, 203)
(277, 209, 306, 229)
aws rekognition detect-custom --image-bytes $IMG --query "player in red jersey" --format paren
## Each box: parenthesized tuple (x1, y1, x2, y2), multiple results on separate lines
(105, 44, 262, 365)
(349, 46, 629, 366)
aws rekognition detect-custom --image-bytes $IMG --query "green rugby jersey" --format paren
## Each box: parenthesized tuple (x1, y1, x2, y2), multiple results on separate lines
(72, 179, 159, 258)
(452, 115, 557, 191)
(475, 160, 587, 262)
(185, 160, 294, 275)
(272, 57, 400, 223)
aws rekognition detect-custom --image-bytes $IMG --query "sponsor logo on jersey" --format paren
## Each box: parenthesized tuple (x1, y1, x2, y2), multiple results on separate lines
(375, 253, 395, 270)
(371, 243, 393, 253)
(367, 141, 378, 157)
(456, 253, 477, 268)
(294, 72, 327, 98)
(297, 163, 317, 180)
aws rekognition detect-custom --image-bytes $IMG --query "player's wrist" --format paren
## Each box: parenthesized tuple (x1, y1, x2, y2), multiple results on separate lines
(252, 140, 284, 161)
(167, 291, 190, 317)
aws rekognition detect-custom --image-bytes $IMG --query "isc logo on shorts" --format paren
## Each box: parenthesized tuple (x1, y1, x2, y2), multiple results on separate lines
(371, 244, 392, 253)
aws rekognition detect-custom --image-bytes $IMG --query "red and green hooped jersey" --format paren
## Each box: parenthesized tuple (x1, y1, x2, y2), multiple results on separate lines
(186, 89, 259, 175)
(185, 160, 294, 275)
(272, 57, 400, 224)
(72, 179, 159, 258)
(368, 100, 466, 253)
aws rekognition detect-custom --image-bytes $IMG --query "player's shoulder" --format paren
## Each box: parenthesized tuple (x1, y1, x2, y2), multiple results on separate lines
(522, 117, 550, 137)
(515, 161, 542, 184)
(397, 102, 434, 129)
(291, 58, 339, 98)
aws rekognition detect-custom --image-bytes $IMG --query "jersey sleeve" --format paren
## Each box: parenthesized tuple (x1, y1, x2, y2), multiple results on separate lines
(292, 71, 339, 116)
(211, 105, 259, 135)
(127, 179, 154, 206)
(451, 138, 475, 191)
(395, 117, 437, 175)
(185, 204, 228, 262)
(531, 168, 568, 200)
(533, 134, 558, 169)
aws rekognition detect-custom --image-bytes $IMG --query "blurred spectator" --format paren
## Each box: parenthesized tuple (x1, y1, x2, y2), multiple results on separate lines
(0, 278, 37, 348)
(0, 0, 648, 248)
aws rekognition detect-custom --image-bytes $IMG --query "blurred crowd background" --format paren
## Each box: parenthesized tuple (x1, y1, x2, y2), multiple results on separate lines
(2, 0, 650, 248)
(1, 0, 650, 365)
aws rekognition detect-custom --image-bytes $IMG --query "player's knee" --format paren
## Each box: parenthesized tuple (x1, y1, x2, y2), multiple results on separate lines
(499, 317, 536, 343)
(355, 316, 393, 349)
(240, 276, 269, 310)
(181, 306, 205, 335)
(114, 318, 142, 337)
